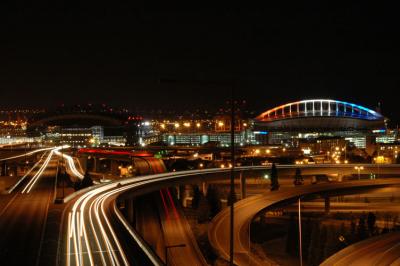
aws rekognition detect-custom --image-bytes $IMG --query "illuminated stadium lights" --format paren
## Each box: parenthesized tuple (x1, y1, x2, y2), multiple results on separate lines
(255, 99, 386, 147)
(256, 99, 383, 121)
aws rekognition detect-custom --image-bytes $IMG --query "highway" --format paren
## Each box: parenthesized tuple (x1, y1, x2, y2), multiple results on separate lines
(61, 169, 228, 266)
(62, 167, 268, 266)
(0, 149, 58, 265)
(157, 188, 208, 266)
(321, 232, 400, 266)
(54, 149, 84, 180)
(208, 179, 400, 266)
(55, 164, 400, 265)
(0, 146, 55, 161)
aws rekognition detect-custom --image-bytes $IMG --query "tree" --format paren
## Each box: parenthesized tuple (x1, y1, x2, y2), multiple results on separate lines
(293, 167, 304, 186)
(270, 163, 279, 191)
(192, 185, 201, 209)
(367, 212, 376, 236)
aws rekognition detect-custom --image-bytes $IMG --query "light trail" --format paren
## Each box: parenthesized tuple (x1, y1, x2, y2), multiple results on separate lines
(54, 148, 84, 179)
(65, 169, 233, 266)
(20, 146, 66, 194)
(21, 149, 55, 194)
(64, 164, 400, 266)
(6, 152, 47, 193)
(0, 147, 55, 161)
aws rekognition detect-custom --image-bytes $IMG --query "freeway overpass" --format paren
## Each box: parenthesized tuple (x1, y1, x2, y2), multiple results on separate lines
(321, 232, 400, 265)
(58, 164, 400, 266)
(208, 179, 400, 266)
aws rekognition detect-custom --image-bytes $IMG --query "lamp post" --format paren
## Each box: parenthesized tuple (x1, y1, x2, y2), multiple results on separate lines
(354, 166, 364, 180)
(165, 244, 186, 265)
(157, 78, 237, 265)
(298, 197, 303, 266)
(229, 87, 235, 266)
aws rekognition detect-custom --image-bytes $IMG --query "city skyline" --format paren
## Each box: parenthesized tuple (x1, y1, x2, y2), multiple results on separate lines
(2, 4, 400, 266)
(1, 4, 400, 122)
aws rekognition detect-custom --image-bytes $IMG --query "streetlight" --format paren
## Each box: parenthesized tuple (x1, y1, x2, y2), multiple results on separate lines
(298, 197, 303, 266)
(165, 244, 186, 265)
(218, 121, 224, 129)
(354, 166, 364, 180)
(157, 78, 236, 265)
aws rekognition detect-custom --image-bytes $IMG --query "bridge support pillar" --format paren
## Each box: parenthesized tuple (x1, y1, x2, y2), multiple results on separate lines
(176, 186, 180, 200)
(78, 157, 87, 172)
(1, 162, 6, 176)
(182, 185, 191, 208)
(126, 198, 134, 224)
(325, 196, 330, 214)
(111, 160, 120, 176)
(202, 181, 208, 196)
(93, 157, 99, 172)
(240, 172, 246, 199)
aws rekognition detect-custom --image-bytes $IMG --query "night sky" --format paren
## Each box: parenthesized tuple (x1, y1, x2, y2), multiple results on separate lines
(1, 3, 399, 123)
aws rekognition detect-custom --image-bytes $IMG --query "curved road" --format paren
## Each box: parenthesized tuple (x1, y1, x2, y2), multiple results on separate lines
(58, 164, 400, 265)
(321, 232, 400, 266)
(208, 179, 400, 266)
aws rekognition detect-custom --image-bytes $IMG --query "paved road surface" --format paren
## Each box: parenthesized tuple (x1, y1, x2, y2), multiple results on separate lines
(321, 232, 400, 266)
(208, 179, 400, 266)
(0, 154, 57, 266)
(157, 188, 208, 266)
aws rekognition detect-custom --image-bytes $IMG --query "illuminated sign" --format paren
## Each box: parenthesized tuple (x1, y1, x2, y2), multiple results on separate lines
(253, 131, 268, 135)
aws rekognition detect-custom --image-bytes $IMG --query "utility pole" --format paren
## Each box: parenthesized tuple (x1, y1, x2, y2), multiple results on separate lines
(229, 87, 235, 266)
(298, 197, 303, 266)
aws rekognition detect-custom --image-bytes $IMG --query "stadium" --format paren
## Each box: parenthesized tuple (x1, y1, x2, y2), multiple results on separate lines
(254, 99, 386, 147)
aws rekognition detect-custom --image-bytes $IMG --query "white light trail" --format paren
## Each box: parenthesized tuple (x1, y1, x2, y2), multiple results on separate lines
(21, 149, 55, 194)
(65, 170, 228, 266)
(0, 147, 55, 161)
(6, 152, 47, 193)
(54, 147, 84, 179)
(64, 163, 400, 266)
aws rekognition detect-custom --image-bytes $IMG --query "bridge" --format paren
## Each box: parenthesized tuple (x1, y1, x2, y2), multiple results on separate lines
(208, 178, 400, 266)
(59, 164, 400, 265)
